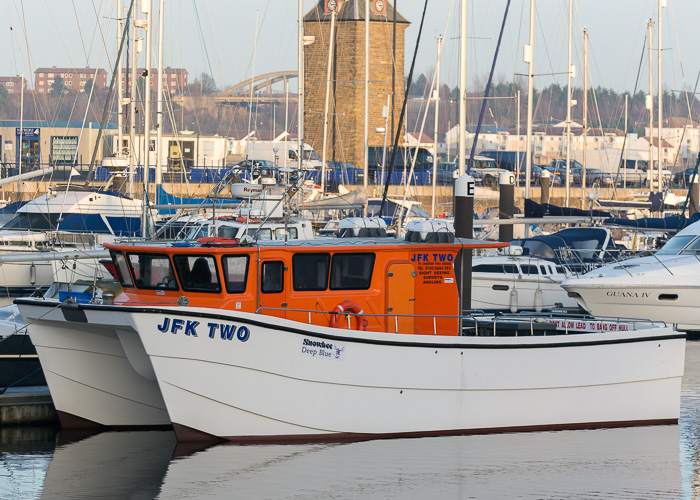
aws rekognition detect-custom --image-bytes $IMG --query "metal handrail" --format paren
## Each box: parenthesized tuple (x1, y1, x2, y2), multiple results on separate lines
(254, 306, 667, 336)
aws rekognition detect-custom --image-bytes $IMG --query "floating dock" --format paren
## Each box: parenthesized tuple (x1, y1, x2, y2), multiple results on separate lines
(0, 386, 57, 425)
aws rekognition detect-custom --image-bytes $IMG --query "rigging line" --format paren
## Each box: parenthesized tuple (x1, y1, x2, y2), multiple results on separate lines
(73, 0, 116, 170)
(531, 4, 559, 130)
(379, 0, 429, 216)
(251, 3, 271, 142)
(668, 0, 696, 171)
(71, 0, 90, 68)
(611, 31, 648, 192)
(41, 1, 99, 149)
(468, 0, 511, 173)
(246, 9, 260, 149)
(89, 0, 114, 70)
(5, 3, 19, 78)
(403, 0, 455, 206)
(192, 0, 216, 85)
(85, 0, 134, 182)
(240, 0, 272, 91)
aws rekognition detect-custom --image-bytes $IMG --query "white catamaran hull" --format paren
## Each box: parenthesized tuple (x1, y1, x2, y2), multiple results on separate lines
(19, 301, 170, 428)
(27, 302, 681, 443)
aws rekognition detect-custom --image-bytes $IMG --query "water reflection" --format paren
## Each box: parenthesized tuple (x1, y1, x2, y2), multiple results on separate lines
(6, 343, 700, 498)
(29, 424, 681, 499)
(40, 431, 175, 499)
(159, 426, 681, 499)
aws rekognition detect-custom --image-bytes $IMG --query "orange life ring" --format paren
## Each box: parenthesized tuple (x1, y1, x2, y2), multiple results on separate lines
(329, 301, 368, 331)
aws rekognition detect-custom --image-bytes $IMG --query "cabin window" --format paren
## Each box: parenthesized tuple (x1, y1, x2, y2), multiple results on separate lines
(242, 228, 272, 240)
(520, 265, 538, 275)
(110, 251, 133, 287)
(261, 261, 284, 293)
(330, 253, 374, 290)
(127, 254, 178, 290)
(292, 253, 330, 291)
(173, 255, 221, 293)
(275, 227, 298, 240)
(681, 236, 700, 254)
(222, 255, 249, 293)
(473, 264, 519, 274)
(539, 265, 548, 275)
(217, 226, 239, 239)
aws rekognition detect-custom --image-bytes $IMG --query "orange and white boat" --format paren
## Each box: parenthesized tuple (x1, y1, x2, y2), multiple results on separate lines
(16, 226, 685, 442)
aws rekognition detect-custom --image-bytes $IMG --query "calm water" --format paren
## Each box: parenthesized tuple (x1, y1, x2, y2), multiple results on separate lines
(1, 342, 699, 499)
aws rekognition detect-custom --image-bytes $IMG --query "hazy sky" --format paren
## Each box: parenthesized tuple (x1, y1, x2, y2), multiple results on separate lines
(3, 0, 700, 96)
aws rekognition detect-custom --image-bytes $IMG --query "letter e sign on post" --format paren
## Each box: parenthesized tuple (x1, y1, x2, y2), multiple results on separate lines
(466, 179, 475, 197)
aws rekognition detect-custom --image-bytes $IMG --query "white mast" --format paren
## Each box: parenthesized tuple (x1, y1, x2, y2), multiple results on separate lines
(321, 7, 338, 193)
(524, 0, 535, 200)
(657, 0, 664, 192)
(624, 93, 628, 188)
(297, 0, 304, 172)
(364, 0, 369, 209)
(128, 10, 140, 196)
(117, 0, 124, 157)
(516, 90, 520, 177)
(18, 72, 24, 198)
(565, 0, 572, 206)
(582, 27, 588, 190)
(647, 19, 654, 190)
(458, 0, 467, 176)
(141, 0, 152, 236)
(155, 0, 164, 189)
(432, 35, 442, 218)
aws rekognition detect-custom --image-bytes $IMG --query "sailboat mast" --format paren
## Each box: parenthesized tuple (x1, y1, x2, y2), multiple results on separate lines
(432, 35, 442, 218)
(458, 0, 467, 176)
(117, 0, 124, 156)
(364, 0, 369, 206)
(565, 0, 572, 206)
(142, 0, 153, 237)
(657, 0, 664, 191)
(647, 19, 653, 191)
(524, 0, 535, 200)
(297, 0, 304, 172)
(583, 27, 588, 188)
(129, 10, 139, 196)
(321, 9, 337, 193)
(155, 0, 164, 189)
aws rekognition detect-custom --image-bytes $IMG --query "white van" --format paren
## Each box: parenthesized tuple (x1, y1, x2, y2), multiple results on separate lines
(235, 140, 323, 170)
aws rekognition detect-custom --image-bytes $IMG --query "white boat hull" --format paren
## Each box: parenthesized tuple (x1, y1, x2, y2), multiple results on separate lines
(60, 304, 684, 443)
(471, 275, 577, 312)
(19, 302, 170, 428)
(564, 283, 700, 331)
(562, 254, 700, 331)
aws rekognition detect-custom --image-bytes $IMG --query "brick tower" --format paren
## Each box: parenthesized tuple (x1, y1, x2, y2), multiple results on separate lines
(303, 0, 409, 170)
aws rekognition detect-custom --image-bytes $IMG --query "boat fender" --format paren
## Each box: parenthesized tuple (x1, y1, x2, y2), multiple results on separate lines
(330, 301, 367, 331)
(509, 289, 518, 313)
(534, 288, 543, 313)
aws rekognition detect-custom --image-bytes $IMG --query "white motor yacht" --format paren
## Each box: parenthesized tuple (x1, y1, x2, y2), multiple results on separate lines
(0, 187, 143, 294)
(562, 220, 700, 331)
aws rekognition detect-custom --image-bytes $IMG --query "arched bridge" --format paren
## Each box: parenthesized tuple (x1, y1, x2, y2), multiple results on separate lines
(216, 70, 298, 106)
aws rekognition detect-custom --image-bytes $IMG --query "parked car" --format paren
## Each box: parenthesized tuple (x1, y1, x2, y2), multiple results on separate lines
(517, 165, 563, 187)
(548, 159, 584, 176)
(436, 162, 483, 185)
(572, 167, 614, 187)
(672, 167, 697, 187)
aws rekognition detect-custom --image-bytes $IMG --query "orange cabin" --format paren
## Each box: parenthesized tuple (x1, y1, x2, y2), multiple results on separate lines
(104, 237, 505, 336)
